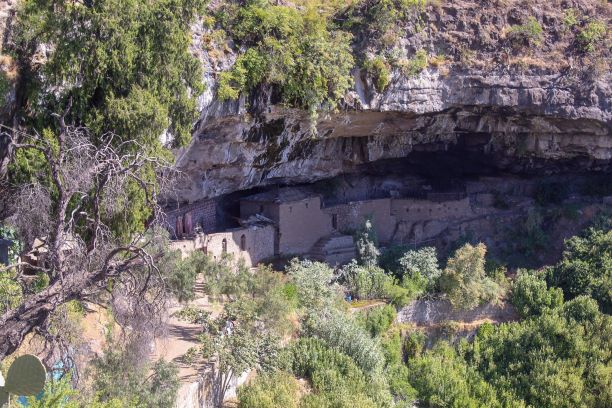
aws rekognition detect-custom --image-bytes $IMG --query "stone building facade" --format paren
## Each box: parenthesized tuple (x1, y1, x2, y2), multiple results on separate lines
(240, 190, 334, 256)
(170, 224, 275, 266)
(165, 199, 217, 239)
(167, 187, 480, 266)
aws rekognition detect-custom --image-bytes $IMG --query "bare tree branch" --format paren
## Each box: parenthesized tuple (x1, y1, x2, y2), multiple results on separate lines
(0, 120, 177, 361)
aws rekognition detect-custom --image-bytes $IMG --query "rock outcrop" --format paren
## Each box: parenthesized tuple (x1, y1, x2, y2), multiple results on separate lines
(172, 0, 611, 202)
(174, 67, 611, 202)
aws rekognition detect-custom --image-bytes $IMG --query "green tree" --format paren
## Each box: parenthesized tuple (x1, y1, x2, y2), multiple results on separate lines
(398, 246, 440, 287)
(467, 297, 611, 408)
(547, 228, 611, 313)
(407, 342, 515, 408)
(356, 219, 380, 267)
(511, 270, 563, 317)
(287, 259, 340, 311)
(11, 0, 205, 237)
(342, 261, 391, 300)
(439, 243, 504, 310)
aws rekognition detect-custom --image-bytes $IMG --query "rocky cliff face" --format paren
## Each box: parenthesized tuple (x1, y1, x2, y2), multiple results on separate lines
(173, 0, 611, 202)
(175, 67, 611, 202)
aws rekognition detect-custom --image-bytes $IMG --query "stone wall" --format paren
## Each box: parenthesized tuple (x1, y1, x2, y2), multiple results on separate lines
(277, 196, 334, 255)
(169, 224, 275, 267)
(165, 199, 217, 239)
(391, 197, 473, 223)
(206, 225, 275, 265)
(240, 200, 280, 223)
(323, 199, 396, 243)
(397, 300, 517, 326)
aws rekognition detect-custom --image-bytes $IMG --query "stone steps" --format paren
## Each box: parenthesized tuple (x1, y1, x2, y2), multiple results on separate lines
(307, 233, 356, 266)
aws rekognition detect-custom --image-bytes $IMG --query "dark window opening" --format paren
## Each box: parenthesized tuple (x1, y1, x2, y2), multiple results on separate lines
(240, 234, 246, 251)
(332, 214, 338, 230)
(222, 238, 227, 254)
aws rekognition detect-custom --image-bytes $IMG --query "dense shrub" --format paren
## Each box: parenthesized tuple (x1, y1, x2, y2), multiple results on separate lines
(285, 338, 388, 407)
(355, 219, 380, 267)
(508, 17, 544, 46)
(364, 55, 391, 92)
(408, 343, 511, 408)
(384, 277, 426, 308)
(287, 259, 341, 310)
(511, 271, 563, 317)
(305, 310, 386, 374)
(547, 228, 611, 313)
(577, 20, 606, 52)
(398, 246, 441, 287)
(439, 243, 504, 310)
(216, 1, 354, 116)
(467, 298, 611, 408)
(358, 304, 397, 337)
(342, 261, 392, 300)
(237, 371, 300, 408)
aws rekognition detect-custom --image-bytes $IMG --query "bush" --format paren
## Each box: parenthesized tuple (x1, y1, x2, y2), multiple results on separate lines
(511, 271, 563, 317)
(404, 330, 427, 359)
(399, 49, 427, 76)
(439, 243, 504, 310)
(364, 56, 391, 92)
(216, 1, 354, 115)
(358, 304, 397, 337)
(577, 20, 606, 52)
(547, 228, 611, 313)
(508, 17, 543, 46)
(286, 338, 384, 406)
(407, 343, 507, 408)
(342, 261, 392, 300)
(238, 371, 300, 408)
(355, 219, 380, 267)
(385, 363, 417, 404)
(305, 310, 386, 374)
(287, 259, 340, 310)
(398, 246, 441, 287)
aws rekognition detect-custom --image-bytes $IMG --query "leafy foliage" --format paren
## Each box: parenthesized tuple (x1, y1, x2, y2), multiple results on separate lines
(577, 20, 606, 52)
(284, 337, 389, 407)
(287, 259, 341, 311)
(511, 270, 563, 317)
(11, 0, 205, 238)
(547, 227, 611, 313)
(14, 0, 204, 148)
(398, 246, 440, 287)
(466, 297, 611, 408)
(364, 56, 391, 92)
(357, 304, 397, 337)
(408, 342, 518, 408)
(305, 309, 386, 374)
(439, 243, 504, 310)
(237, 371, 300, 408)
(216, 0, 354, 116)
(342, 260, 392, 300)
(355, 219, 380, 267)
(507, 17, 544, 46)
